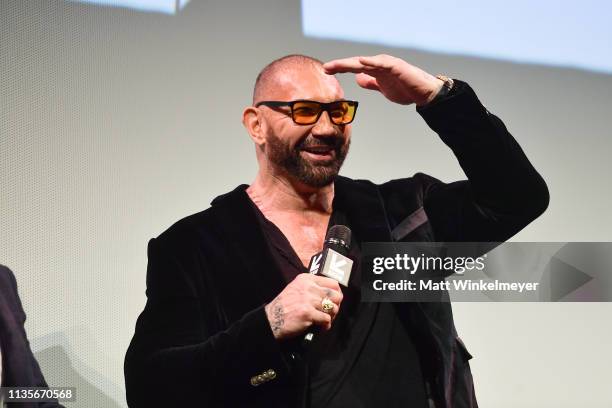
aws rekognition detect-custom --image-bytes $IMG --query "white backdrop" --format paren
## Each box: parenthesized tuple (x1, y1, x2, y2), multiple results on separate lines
(2, 1, 612, 407)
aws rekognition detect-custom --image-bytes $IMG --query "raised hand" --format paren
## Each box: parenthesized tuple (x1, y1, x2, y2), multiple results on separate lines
(265, 273, 343, 341)
(323, 54, 444, 106)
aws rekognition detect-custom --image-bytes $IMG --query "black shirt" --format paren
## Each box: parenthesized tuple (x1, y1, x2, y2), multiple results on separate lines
(249, 200, 429, 408)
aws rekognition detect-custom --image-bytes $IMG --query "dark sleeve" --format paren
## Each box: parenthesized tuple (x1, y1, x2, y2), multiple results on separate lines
(124, 237, 293, 407)
(414, 80, 549, 242)
(0, 265, 64, 408)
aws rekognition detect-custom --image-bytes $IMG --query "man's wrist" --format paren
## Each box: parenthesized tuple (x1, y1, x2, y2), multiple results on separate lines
(417, 78, 445, 107)
(417, 75, 455, 108)
(265, 298, 284, 340)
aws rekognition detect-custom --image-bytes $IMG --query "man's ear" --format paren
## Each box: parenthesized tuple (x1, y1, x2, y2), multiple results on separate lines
(242, 107, 265, 147)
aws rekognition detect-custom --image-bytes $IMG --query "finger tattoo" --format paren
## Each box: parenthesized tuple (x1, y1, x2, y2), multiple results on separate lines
(270, 297, 285, 334)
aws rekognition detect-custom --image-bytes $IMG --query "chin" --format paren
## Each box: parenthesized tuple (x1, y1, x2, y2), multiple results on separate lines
(296, 167, 340, 189)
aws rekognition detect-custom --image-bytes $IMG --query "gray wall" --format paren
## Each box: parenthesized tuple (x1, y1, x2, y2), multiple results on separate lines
(1, 1, 611, 407)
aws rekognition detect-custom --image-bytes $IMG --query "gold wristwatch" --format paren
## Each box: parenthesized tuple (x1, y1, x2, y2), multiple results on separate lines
(435, 74, 454, 91)
(424, 75, 455, 105)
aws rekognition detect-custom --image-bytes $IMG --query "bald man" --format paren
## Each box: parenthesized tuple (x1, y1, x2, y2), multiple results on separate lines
(124, 54, 548, 407)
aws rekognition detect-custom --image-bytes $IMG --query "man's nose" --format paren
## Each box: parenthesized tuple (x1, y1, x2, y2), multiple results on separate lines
(311, 110, 338, 137)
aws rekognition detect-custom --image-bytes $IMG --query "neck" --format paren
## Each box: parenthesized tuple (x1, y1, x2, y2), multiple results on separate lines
(247, 170, 334, 216)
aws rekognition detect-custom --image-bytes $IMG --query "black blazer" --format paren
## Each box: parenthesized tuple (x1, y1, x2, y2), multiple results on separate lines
(0, 265, 62, 408)
(125, 82, 549, 407)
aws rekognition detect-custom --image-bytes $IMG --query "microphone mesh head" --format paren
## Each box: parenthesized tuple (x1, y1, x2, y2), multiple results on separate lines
(326, 225, 351, 247)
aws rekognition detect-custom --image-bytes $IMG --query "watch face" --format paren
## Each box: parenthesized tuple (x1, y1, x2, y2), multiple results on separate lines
(436, 75, 454, 89)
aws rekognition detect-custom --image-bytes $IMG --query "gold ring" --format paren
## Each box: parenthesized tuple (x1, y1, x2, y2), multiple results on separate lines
(321, 297, 334, 314)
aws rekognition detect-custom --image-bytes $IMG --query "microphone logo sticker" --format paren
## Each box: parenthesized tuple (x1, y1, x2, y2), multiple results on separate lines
(309, 253, 323, 274)
(321, 248, 353, 287)
(329, 253, 347, 278)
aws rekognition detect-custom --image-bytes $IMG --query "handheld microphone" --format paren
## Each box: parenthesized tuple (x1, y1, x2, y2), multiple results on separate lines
(304, 225, 354, 345)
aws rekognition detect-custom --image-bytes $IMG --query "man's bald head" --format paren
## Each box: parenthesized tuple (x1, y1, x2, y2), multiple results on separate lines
(252, 54, 329, 104)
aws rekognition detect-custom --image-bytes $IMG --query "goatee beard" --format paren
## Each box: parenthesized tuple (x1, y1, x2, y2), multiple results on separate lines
(266, 133, 349, 188)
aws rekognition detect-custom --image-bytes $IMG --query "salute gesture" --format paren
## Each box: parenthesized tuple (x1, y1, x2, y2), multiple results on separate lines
(323, 54, 445, 107)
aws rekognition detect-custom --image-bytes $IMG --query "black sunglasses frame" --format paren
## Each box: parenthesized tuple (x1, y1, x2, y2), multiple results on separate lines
(255, 99, 359, 125)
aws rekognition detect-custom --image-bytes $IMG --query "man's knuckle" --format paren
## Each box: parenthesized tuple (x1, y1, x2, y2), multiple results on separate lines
(299, 305, 311, 318)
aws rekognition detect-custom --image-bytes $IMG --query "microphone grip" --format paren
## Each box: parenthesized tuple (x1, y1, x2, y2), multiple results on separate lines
(303, 251, 323, 347)
(302, 326, 320, 347)
(302, 225, 353, 348)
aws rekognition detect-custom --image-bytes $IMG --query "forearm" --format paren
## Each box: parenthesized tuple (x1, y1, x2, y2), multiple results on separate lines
(416, 80, 549, 241)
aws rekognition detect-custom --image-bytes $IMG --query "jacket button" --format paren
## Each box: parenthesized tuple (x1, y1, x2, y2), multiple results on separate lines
(250, 369, 277, 386)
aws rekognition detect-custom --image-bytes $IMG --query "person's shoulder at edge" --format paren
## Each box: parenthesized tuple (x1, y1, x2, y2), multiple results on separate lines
(0, 263, 18, 295)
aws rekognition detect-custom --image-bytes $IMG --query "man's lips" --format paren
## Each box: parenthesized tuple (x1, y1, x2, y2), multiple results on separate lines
(301, 145, 334, 154)
(300, 145, 336, 160)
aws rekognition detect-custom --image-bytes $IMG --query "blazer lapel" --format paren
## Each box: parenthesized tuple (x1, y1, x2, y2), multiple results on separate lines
(209, 185, 286, 311)
(334, 176, 392, 242)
